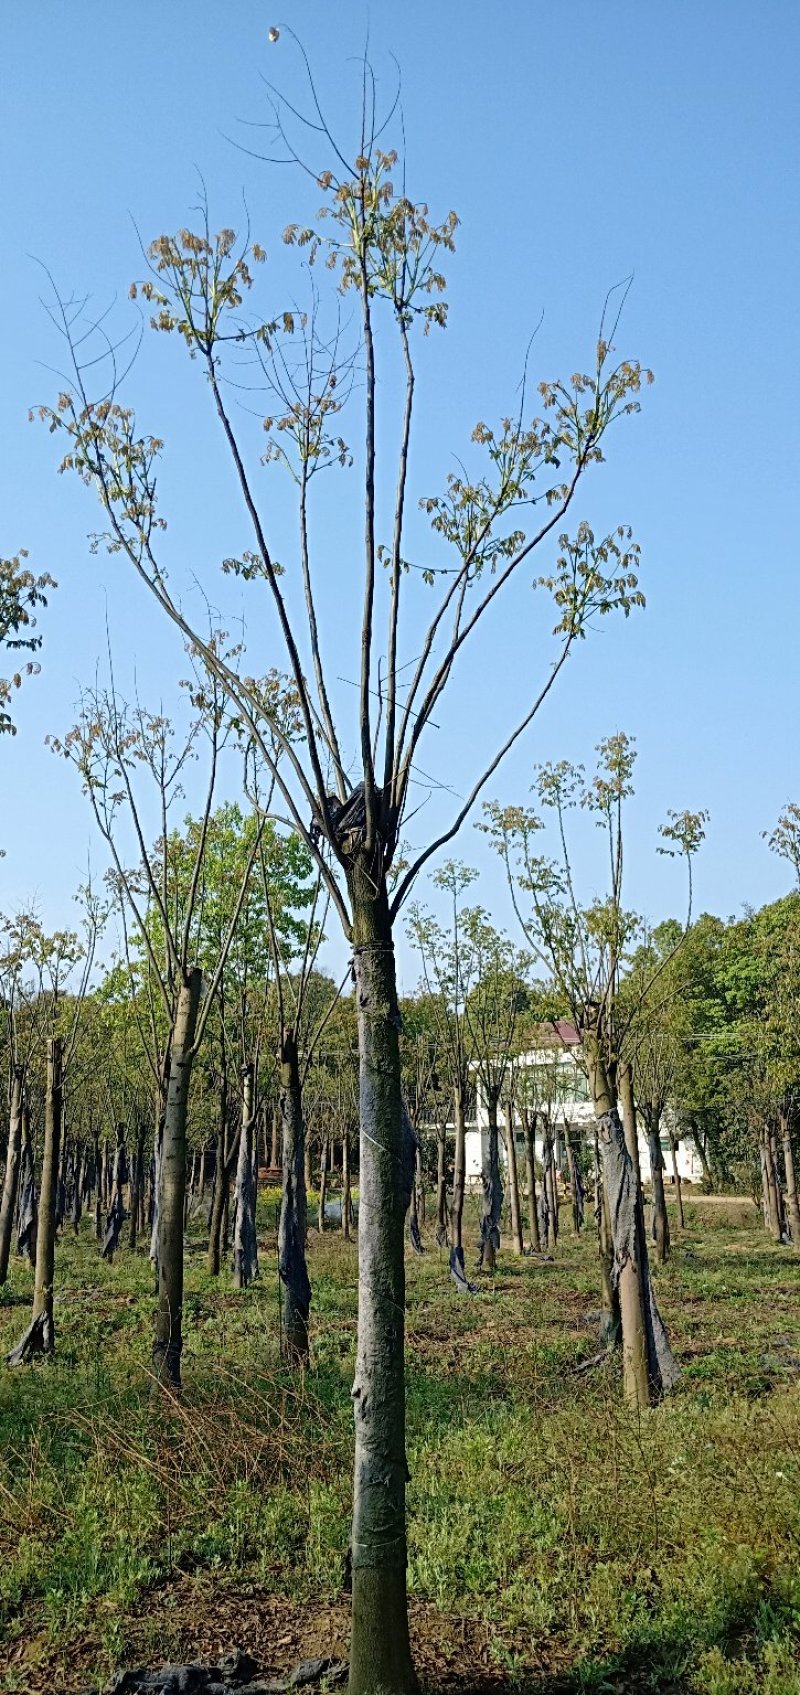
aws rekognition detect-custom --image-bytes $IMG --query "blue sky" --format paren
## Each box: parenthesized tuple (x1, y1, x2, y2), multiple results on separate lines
(2, 2, 799, 987)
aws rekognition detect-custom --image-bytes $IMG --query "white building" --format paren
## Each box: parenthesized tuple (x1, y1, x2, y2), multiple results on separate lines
(465, 1020, 703, 1188)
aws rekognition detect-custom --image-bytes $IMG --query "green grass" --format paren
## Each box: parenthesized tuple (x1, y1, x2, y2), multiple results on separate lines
(1, 1191, 799, 1693)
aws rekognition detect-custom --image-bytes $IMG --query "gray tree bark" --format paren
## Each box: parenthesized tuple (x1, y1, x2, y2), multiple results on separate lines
(587, 1039, 678, 1408)
(414, 1144, 425, 1228)
(668, 1128, 685, 1228)
(565, 1132, 584, 1234)
(644, 1108, 670, 1264)
(760, 1136, 771, 1230)
(16, 1106, 36, 1265)
(278, 1027, 311, 1364)
(0, 1066, 24, 1284)
(233, 1063, 259, 1289)
(129, 1123, 146, 1251)
(149, 1101, 164, 1287)
(153, 969, 202, 1389)
(70, 1143, 83, 1233)
(478, 1088, 503, 1272)
(102, 1128, 127, 1261)
(523, 1111, 540, 1253)
(449, 1081, 467, 1253)
(270, 1108, 280, 1171)
(595, 1127, 620, 1345)
(407, 1145, 423, 1255)
(93, 1135, 102, 1239)
(547, 1130, 560, 1247)
(769, 1120, 788, 1241)
(7, 1039, 63, 1364)
(503, 1101, 524, 1255)
(689, 1120, 714, 1191)
(435, 1124, 448, 1246)
(347, 872, 414, 1695)
(763, 1122, 785, 1243)
(615, 1059, 653, 1406)
(779, 1110, 800, 1242)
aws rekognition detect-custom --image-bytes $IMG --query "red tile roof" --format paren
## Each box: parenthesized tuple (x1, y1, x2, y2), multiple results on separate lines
(534, 1018, 581, 1047)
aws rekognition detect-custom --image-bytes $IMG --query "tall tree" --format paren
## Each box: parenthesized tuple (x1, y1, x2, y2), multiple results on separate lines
(51, 678, 263, 1384)
(6, 900, 100, 1362)
(43, 60, 651, 1688)
(485, 736, 704, 1407)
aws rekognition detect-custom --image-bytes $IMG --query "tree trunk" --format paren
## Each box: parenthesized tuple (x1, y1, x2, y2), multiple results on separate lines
(644, 1108, 670, 1264)
(222, 1184, 231, 1256)
(71, 1144, 83, 1233)
(763, 1122, 784, 1243)
(100, 1138, 109, 1210)
(93, 1135, 102, 1239)
(690, 1120, 714, 1191)
(668, 1129, 685, 1229)
(37, 1039, 63, 1343)
(207, 1072, 236, 1276)
(270, 1107, 279, 1171)
(565, 1134, 579, 1234)
(415, 1144, 425, 1227)
(347, 870, 415, 1695)
(153, 969, 202, 1389)
(615, 1060, 652, 1406)
(779, 1110, 800, 1242)
(7, 1040, 62, 1364)
(547, 1131, 559, 1246)
(450, 1081, 467, 1253)
(618, 1064, 643, 1187)
(760, 1135, 771, 1230)
(342, 1129, 352, 1241)
(435, 1124, 448, 1246)
(769, 1120, 788, 1240)
(587, 1036, 678, 1407)
(318, 1132, 329, 1233)
(408, 1152, 420, 1249)
(16, 1104, 37, 1266)
(129, 1123, 146, 1251)
(233, 1062, 258, 1289)
(566, 1132, 583, 1240)
(595, 1127, 620, 1345)
(524, 1113, 540, 1253)
(149, 1076, 166, 1292)
(278, 1027, 311, 1363)
(478, 1087, 502, 1272)
(102, 1129, 127, 1261)
(504, 1101, 524, 1255)
(648, 1131, 670, 1262)
(0, 1067, 24, 1284)
(539, 1126, 553, 1249)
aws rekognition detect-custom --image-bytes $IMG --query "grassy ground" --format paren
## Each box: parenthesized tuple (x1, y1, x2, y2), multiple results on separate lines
(1, 1191, 799, 1695)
